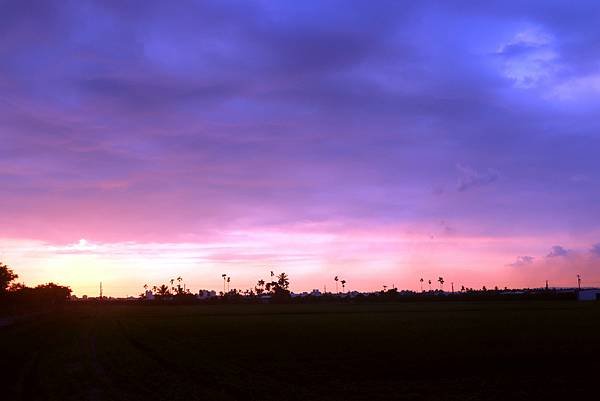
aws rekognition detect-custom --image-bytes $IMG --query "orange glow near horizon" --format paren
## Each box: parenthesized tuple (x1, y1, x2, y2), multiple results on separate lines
(3, 226, 598, 297)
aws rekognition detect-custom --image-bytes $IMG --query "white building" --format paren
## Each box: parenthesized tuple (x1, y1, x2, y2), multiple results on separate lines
(578, 289, 600, 301)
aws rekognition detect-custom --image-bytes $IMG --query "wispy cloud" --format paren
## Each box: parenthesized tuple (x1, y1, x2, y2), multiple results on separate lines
(509, 255, 535, 267)
(547, 245, 570, 258)
(496, 28, 558, 88)
(456, 164, 499, 192)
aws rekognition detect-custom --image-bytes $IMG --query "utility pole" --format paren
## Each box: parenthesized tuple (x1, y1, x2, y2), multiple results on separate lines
(100, 282, 103, 299)
(451, 282, 454, 293)
(545, 280, 549, 290)
(577, 274, 581, 290)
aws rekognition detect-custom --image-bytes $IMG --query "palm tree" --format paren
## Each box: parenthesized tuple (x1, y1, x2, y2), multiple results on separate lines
(428, 280, 432, 291)
(156, 284, 170, 298)
(277, 272, 289, 289)
(438, 277, 444, 291)
(226, 276, 231, 292)
(341, 280, 346, 293)
(334, 276, 339, 293)
(222, 274, 227, 293)
(174, 276, 183, 294)
(419, 278, 424, 292)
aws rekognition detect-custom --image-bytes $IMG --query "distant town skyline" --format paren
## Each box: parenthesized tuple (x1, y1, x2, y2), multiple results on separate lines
(2, 0, 600, 296)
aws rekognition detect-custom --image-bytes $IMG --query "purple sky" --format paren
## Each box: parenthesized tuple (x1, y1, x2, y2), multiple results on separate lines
(1, 1, 600, 295)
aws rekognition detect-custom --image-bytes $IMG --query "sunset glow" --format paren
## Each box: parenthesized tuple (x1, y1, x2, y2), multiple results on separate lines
(2, 1, 600, 296)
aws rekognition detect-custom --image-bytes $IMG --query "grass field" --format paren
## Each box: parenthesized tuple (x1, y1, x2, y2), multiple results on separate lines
(2, 301, 600, 400)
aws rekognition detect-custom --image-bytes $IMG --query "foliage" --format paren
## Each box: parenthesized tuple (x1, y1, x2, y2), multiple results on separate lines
(0, 261, 18, 293)
(0, 262, 71, 307)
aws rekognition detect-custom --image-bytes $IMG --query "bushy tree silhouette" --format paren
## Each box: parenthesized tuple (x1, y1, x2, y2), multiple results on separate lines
(255, 279, 265, 295)
(0, 261, 18, 294)
(264, 271, 291, 302)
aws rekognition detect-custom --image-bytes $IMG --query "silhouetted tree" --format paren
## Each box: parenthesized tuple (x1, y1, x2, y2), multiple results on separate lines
(8, 282, 26, 292)
(255, 279, 265, 295)
(438, 277, 444, 291)
(277, 272, 289, 289)
(16, 283, 72, 305)
(265, 272, 291, 302)
(420, 278, 424, 292)
(0, 262, 18, 294)
(334, 276, 339, 293)
(341, 279, 346, 293)
(156, 284, 171, 298)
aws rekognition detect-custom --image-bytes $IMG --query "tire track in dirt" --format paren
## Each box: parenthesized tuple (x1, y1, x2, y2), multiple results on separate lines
(19, 351, 43, 401)
(87, 320, 112, 401)
(115, 319, 234, 401)
(86, 312, 162, 401)
(12, 318, 48, 401)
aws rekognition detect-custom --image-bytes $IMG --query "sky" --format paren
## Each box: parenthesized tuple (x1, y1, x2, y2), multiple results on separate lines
(1, 0, 600, 296)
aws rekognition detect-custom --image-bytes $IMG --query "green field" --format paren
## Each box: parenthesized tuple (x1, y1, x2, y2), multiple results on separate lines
(2, 301, 600, 400)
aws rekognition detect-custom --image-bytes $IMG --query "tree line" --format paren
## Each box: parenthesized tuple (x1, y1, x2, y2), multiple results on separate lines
(0, 262, 71, 308)
(141, 271, 292, 302)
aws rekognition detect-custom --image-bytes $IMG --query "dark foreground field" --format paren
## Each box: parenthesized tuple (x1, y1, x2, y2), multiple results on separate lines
(2, 301, 599, 401)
